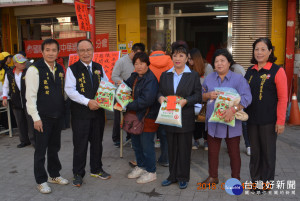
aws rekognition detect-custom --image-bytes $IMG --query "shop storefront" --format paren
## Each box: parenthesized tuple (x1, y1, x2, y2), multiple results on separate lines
(146, 0, 274, 68)
(1, 0, 286, 68)
(12, 1, 117, 64)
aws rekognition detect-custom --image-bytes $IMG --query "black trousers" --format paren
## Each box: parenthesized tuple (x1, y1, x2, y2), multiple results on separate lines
(248, 123, 277, 182)
(12, 108, 35, 145)
(112, 110, 120, 142)
(194, 122, 207, 140)
(72, 116, 105, 177)
(166, 131, 193, 182)
(34, 117, 62, 184)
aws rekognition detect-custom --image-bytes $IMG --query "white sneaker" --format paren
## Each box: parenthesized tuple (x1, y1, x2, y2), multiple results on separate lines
(247, 147, 251, 156)
(37, 182, 51, 194)
(128, 166, 146, 179)
(192, 140, 200, 150)
(48, 176, 69, 185)
(136, 172, 157, 184)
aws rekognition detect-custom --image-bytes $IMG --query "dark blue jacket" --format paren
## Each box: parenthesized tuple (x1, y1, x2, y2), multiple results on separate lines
(125, 69, 160, 121)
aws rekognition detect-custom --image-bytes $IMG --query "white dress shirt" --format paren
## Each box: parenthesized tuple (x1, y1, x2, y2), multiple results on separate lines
(2, 71, 23, 99)
(64, 60, 108, 106)
(26, 60, 56, 122)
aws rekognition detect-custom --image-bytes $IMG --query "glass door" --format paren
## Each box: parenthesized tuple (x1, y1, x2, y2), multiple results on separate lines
(147, 18, 174, 54)
(147, 1, 228, 59)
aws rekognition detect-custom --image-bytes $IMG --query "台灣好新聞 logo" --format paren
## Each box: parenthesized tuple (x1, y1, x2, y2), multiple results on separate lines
(224, 178, 243, 195)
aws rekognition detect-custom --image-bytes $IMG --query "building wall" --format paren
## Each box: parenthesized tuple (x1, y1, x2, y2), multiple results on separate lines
(1, 8, 18, 54)
(0, 0, 289, 61)
(271, 0, 287, 66)
(116, 0, 147, 53)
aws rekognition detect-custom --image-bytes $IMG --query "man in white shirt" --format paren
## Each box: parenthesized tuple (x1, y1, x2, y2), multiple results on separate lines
(2, 54, 34, 148)
(26, 39, 69, 194)
(65, 39, 111, 187)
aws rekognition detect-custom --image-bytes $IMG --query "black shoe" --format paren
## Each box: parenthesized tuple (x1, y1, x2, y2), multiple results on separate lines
(158, 161, 169, 167)
(17, 142, 31, 148)
(73, 175, 83, 187)
(114, 141, 120, 148)
(90, 170, 111, 180)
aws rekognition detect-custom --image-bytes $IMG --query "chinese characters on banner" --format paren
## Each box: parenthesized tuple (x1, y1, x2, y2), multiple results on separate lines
(68, 51, 120, 84)
(75, 0, 90, 6)
(24, 33, 109, 58)
(75, 2, 91, 32)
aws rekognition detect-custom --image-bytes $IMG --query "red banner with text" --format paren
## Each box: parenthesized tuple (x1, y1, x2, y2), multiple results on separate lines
(75, 0, 90, 7)
(24, 33, 109, 58)
(68, 51, 120, 83)
(75, 2, 90, 31)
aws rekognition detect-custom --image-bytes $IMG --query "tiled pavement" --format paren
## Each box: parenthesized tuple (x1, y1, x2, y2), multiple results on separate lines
(0, 120, 299, 201)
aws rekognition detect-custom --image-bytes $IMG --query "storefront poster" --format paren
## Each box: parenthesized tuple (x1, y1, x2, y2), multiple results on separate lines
(24, 33, 109, 58)
(68, 51, 120, 83)
(75, 2, 91, 31)
(121, 49, 128, 57)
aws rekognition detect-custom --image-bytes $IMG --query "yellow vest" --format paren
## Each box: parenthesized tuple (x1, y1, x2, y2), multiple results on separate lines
(0, 68, 5, 85)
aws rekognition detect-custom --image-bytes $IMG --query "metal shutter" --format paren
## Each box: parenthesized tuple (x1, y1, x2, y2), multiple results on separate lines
(231, 0, 272, 69)
(95, 10, 117, 51)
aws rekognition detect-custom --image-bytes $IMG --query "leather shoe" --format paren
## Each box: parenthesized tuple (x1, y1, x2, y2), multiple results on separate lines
(161, 179, 172, 186)
(17, 142, 31, 148)
(201, 176, 219, 185)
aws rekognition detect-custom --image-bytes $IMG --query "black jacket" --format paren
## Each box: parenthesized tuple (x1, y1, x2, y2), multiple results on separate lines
(33, 59, 65, 118)
(6, 68, 27, 109)
(125, 69, 160, 121)
(69, 60, 104, 119)
(158, 69, 202, 133)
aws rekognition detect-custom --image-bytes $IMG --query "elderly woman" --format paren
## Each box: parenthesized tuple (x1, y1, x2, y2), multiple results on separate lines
(245, 38, 287, 194)
(201, 49, 252, 184)
(158, 41, 202, 189)
(125, 52, 159, 184)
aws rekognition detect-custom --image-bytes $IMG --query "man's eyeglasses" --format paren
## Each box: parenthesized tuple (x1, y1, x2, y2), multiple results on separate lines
(77, 48, 93, 54)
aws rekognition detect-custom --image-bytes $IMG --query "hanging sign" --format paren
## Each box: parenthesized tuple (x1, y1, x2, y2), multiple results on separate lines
(75, 2, 91, 31)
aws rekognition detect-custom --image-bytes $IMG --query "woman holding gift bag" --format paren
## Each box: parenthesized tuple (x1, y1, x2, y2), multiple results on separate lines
(158, 41, 202, 189)
(201, 49, 252, 185)
(124, 52, 160, 184)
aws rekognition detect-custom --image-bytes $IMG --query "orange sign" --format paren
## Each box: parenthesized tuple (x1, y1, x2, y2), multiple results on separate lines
(75, 2, 91, 32)
(24, 33, 109, 58)
(68, 51, 120, 83)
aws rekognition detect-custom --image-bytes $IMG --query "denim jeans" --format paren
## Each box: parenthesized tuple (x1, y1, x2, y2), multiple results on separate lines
(131, 132, 156, 173)
(157, 126, 169, 164)
(242, 121, 250, 147)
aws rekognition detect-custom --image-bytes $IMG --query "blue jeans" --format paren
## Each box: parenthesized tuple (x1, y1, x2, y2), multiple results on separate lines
(131, 132, 156, 173)
(157, 126, 169, 164)
(242, 121, 250, 147)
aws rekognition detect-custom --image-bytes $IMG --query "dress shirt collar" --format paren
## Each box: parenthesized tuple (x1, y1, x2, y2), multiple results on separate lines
(80, 60, 93, 68)
(167, 65, 191, 75)
(214, 70, 233, 81)
(44, 60, 56, 71)
(252, 62, 272, 71)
